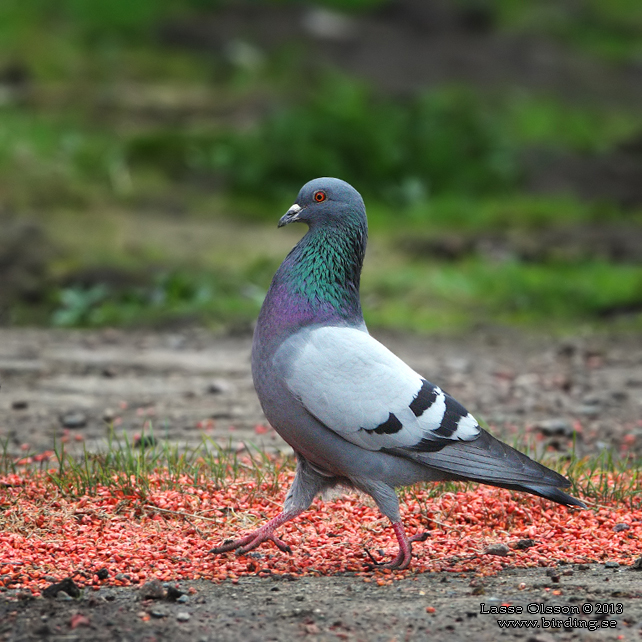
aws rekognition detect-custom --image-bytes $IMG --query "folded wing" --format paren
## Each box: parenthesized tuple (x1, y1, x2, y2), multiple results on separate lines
(276, 326, 480, 452)
(275, 325, 585, 508)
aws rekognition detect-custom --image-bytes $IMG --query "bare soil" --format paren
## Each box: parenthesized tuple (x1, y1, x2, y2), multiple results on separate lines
(1, 327, 642, 641)
(2, 566, 642, 642)
(1, 327, 640, 460)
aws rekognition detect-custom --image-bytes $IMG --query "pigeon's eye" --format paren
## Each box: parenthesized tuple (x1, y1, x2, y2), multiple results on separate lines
(313, 190, 326, 203)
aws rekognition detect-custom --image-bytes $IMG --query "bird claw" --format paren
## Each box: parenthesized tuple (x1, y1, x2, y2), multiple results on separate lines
(409, 531, 429, 543)
(209, 536, 253, 555)
(235, 533, 292, 556)
(210, 529, 293, 556)
(210, 509, 303, 556)
(363, 527, 429, 570)
(363, 546, 383, 568)
(269, 534, 293, 554)
(363, 549, 410, 571)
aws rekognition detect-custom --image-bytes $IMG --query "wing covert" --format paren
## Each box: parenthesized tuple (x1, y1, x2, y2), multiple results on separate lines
(274, 326, 480, 452)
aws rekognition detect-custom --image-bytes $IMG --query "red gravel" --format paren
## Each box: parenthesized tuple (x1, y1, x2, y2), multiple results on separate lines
(1, 469, 640, 596)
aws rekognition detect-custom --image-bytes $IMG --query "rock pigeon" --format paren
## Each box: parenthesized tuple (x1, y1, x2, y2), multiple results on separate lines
(211, 177, 585, 569)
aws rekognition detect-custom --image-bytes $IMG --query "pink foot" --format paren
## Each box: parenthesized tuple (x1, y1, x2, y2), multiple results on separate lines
(209, 509, 302, 556)
(366, 522, 429, 570)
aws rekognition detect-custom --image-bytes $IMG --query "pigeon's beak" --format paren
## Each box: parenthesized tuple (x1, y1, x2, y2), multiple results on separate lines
(278, 203, 302, 228)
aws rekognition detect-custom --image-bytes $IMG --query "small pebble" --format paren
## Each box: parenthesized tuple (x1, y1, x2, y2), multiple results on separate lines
(166, 586, 184, 601)
(140, 579, 166, 600)
(577, 404, 600, 418)
(533, 419, 574, 437)
(613, 523, 630, 532)
(59, 411, 87, 429)
(11, 400, 28, 410)
(514, 538, 536, 550)
(43, 577, 81, 599)
(135, 435, 158, 449)
(150, 607, 169, 618)
(484, 544, 510, 556)
(207, 380, 228, 394)
(34, 624, 50, 636)
(176, 611, 191, 622)
(604, 561, 620, 569)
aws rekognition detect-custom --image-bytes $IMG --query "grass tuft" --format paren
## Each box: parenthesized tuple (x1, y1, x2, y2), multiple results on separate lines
(22, 429, 294, 500)
(4, 432, 640, 510)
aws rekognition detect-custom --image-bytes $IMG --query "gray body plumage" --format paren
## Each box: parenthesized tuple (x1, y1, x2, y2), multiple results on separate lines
(253, 323, 582, 523)
(214, 177, 584, 568)
(253, 335, 445, 521)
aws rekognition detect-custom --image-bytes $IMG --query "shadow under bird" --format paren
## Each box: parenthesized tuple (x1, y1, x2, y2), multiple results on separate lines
(211, 177, 585, 569)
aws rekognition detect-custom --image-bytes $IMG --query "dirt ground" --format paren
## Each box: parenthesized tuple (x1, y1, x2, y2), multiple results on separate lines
(2, 566, 642, 642)
(1, 327, 641, 460)
(1, 327, 642, 641)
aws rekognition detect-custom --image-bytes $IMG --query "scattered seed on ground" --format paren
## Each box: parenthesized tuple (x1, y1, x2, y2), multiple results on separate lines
(1, 469, 641, 596)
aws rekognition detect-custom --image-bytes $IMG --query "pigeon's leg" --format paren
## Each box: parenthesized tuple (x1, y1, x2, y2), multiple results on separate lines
(383, 521, 429, 570)
(355, 479, 428, 570)
(210, 457, 331, 556)
(209, 509, 302, 555)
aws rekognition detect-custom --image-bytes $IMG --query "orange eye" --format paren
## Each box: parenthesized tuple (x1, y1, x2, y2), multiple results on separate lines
(314, 190, 326, 203)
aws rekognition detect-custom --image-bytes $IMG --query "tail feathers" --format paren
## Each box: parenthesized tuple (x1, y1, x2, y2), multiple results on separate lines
(516, 484, 586, 508)
(395, 428, 585, 508)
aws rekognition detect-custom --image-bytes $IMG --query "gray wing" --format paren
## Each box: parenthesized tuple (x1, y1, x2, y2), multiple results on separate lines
(275, 326, 480, 452)
(274, 326, 585, 509)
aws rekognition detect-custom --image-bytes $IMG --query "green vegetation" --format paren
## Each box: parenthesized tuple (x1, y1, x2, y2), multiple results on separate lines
(36, 254, 641, 333)
(209, 82, 518, 203)
(2, 88, 639, 211)
(51, 270, 268, 330)
(565, 447, 642, 510)
(1, 431, 292, 499)
(1, 0, 641, 333)
(497, 0, 642, 63)
(50, 431, 291, 499)
(3, 432, 640, 508)
(363, 259, 642, 333)
(0, 108, 127, 209)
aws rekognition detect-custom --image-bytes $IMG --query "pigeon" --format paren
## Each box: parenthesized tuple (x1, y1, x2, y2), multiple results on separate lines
(211, 177, 585, 569)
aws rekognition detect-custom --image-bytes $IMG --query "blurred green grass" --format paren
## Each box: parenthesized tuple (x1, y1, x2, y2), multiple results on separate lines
(2, 85, 639, 209)
(497, 0, 642, 63)
(1, 0, 642, 333)
(2, 0, 641, 69)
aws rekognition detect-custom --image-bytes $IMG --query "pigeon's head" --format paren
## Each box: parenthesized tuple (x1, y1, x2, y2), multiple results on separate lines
(278, 177, 366, 231)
